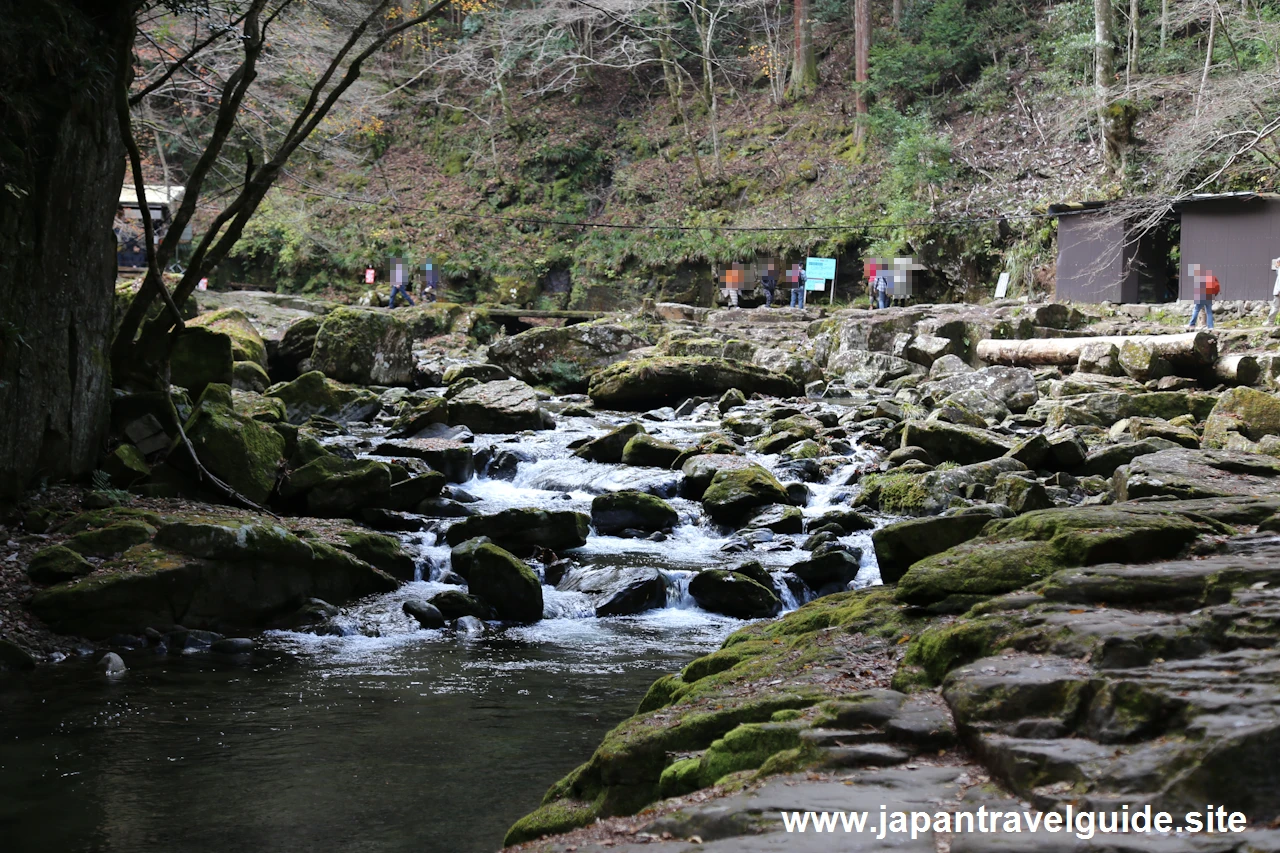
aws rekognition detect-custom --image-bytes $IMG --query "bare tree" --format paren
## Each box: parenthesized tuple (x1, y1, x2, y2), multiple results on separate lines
(788, 0, 817, 98)
(854, 0, 870, 143)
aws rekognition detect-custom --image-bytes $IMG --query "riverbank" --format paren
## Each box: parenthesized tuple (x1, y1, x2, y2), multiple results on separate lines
(7, 292, 1280, 850)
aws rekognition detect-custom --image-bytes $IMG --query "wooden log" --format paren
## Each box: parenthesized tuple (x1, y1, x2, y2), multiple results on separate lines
(976, 331, 1218, 368)
(1211, 354, 1260, 387)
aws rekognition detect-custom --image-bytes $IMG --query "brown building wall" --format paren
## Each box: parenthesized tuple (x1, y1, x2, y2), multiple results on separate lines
(1179, 198, 1280, 301)
(1056, 214, 1128, 303)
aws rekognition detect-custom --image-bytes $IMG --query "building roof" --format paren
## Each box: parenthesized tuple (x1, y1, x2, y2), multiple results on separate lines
(119, 184, 185, 207)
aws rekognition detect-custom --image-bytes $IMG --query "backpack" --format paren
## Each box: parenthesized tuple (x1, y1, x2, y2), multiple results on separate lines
(1205, 274, 1220, 296)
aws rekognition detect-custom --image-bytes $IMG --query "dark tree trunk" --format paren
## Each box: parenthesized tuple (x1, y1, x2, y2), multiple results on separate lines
(0, 0, 134, 499)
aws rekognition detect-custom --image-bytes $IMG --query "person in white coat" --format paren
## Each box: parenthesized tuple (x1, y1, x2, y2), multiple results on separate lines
(1269, 258, 1280, 325)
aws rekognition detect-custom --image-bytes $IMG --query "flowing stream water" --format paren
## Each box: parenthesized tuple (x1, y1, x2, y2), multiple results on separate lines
(0, 399, 884, 853)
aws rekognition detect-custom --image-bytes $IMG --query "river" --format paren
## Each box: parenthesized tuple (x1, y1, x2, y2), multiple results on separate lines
(0, 398, 882, 853)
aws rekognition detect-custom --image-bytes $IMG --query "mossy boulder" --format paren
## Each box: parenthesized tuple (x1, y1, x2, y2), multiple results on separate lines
(1202, 387, 1280, 449)
(267, 371, 381, 424)
(30, 519, 398, 637)
(234, 390, 287, 423)
(232, 360, 270, 393)
(574, 422, 646, 464)
(1117, 448, 1280, 500)
(790, 548, 862, 593)
(279, 456, 393, 517)
(449, 536, 493, 579)
(487, 322, 654, 392)
(872, 510, 1002, 583)
(310, 306, 416, 386)
(26, 545, 94, 584)
(335, 531, 416, 581)
(701, 466, 789, 524)
(65, 520, 156, 556)
(557, 565, 667, 616)
(688, 570, 781, 618)
(373, 438, 474, 482)
(738, 503, 803, 533)
(588, 356, 800, 410)
(180, 383, 286, 506)
(387, 397, 448, 437)
(901, 420, 1013, 465)
(621, 433, 683, 468)
(895, 504, 1228, 607)
(466, 543, 543, 623)
(429, 589, 490, 620)
(170, 325, 233, 397)
(591, 490, 678, 535)
(503, 801, 598, 847)
(273, 314, 322, 380)
(692, 722, 805, 789)
(444, 508, 590, 555)
(679, 454, 753, 500)
(190, 308, 267, 367)
(446, 378, 548, 433)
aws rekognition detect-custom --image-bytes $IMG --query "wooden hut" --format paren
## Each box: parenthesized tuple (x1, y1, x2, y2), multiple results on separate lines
(1050, 201, 1171, 303)
(1176, 192, 1280, 301)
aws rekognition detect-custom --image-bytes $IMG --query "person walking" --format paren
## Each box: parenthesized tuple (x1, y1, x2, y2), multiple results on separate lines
(1187, 264, 1217, 329)
(874, 265, 893, 310)
(421, 260, 440, 303)
(759, 264, 778, 308)
(722, 264, 743, 307)
(1268, 258, 1280, 325)
(388, 256, 415, 308)
(788, 263, 807, 308)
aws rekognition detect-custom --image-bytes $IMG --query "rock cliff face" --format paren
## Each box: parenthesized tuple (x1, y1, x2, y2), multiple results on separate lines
(0, 1, 135, 498)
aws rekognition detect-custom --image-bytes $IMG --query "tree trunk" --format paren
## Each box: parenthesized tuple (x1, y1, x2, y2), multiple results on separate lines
(1212, 354, 1261, 387)
(1160, 0, 1168, 49)
(976, 331, 1219, 368)
(1095, 0, 1118, 168)
(1127, 0, 1139, 81)
(788, 0, 817, 98)
(1197, 8, 1217, 118)
(854, 0, 870, 143)
(893, 0, 902, 28)
(0, 0, 135, 499)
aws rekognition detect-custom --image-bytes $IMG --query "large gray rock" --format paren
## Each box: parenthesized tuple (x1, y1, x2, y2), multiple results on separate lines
(487, 322, 653, 392)
(901, 420, 1015, 465)
(587, 356, 800, 410)
(467, 543, 543, 623)
(557, 565, 667, 616)
(1116, 448, 1280, 500)
(872, 508, 1003, 584)
(444, 508, 590, 555)
(679, 454, 755, 500)
(267, 371, 381, 424)
(924, 366, 1038, 413)
(446, 379, 548, 433)
(688, 570, 781, 618)
(827, 349, 923, 387)
(591, 490, 678, 535)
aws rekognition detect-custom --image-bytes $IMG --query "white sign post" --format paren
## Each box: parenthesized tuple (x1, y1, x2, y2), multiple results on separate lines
(994, 271, 1011, 299)
(805, 256, 837, 305)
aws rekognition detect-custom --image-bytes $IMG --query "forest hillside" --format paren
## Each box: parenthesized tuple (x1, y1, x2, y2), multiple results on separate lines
(131, 0, 1280, 306)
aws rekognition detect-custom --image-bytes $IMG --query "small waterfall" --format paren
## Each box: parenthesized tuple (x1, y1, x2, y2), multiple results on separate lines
(663, 570, 698, 609)
(542, 587, 596, 619)
(773, 572, 800, 611)
(397, 529, 450, 582)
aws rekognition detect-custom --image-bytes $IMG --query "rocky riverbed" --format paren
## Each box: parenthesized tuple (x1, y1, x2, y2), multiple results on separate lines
(6, 292, 1280, 851)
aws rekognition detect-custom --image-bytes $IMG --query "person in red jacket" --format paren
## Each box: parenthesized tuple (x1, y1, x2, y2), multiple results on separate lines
(1187, 263, 1217, 330)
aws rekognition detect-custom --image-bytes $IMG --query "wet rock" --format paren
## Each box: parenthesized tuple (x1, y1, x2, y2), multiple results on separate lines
(382, 472, 447, 512)
(810, 509, 876, 534)
(1081, 438, 1172, 477)
(783, 481, 811, 505)
(232, 360, 270, 393)
(621, 433, 683, 468)
(267, 371, 381, 424)
(873, 508, 1003, 584)
(26, 544, 95, 585)
(430, 589, 490, 620)
(99, 652, 127, 675)
(717, 388, 747, 412)
(0, 639, 37, 671)
(443, 363, 507, 385)
(1202, 387, 1280, 449)
(360, 508, 430, 531)
(335, 531, 417, 581)
(558, 565, 667, 616)
(453, 615, 486, 636)
(688, 570, 782, 618)
(1003, 433, 1050, 469)
(790, 548, 863, 594)
(738, 503, 804, 534)
(486, 322, 652, 392)
(591, 491, 678, 536)
(901, 420, 1014, 465)
(574, 422, 645, 463)
(179, 383, 286, 505)
(308, 306, 418, 386)
(373, 438, 474, 482)
(30, 519, 397, 638)
(444, 508, 590, 555)
(211, 637, 256, 654)
(446, 378, 548, 433)
(679, 454, 754, 500)
(484, 447, 535, 480)
(449, 536, 493, 579)
(467, 543, 543, 623)
(939, 388, 1010, 423)
(102, 443, 151, 488)
(403, 600, 447, 629)
(925, 365, 1038, 412)
(588, 356, 800, 410)
(1117, 448, 1280, 500)
(167, 629, 222, 651)
(828, 349, 922, 388)
(415, 497, 475, 518)
(702, 465, 791, 525)
(1124, 416, 1200, 448)
(1047, 429, 1088, 470)
(731, 559, 775, 590)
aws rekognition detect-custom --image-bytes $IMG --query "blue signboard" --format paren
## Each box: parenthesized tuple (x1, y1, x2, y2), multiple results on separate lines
(805, 256, 836, 290)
